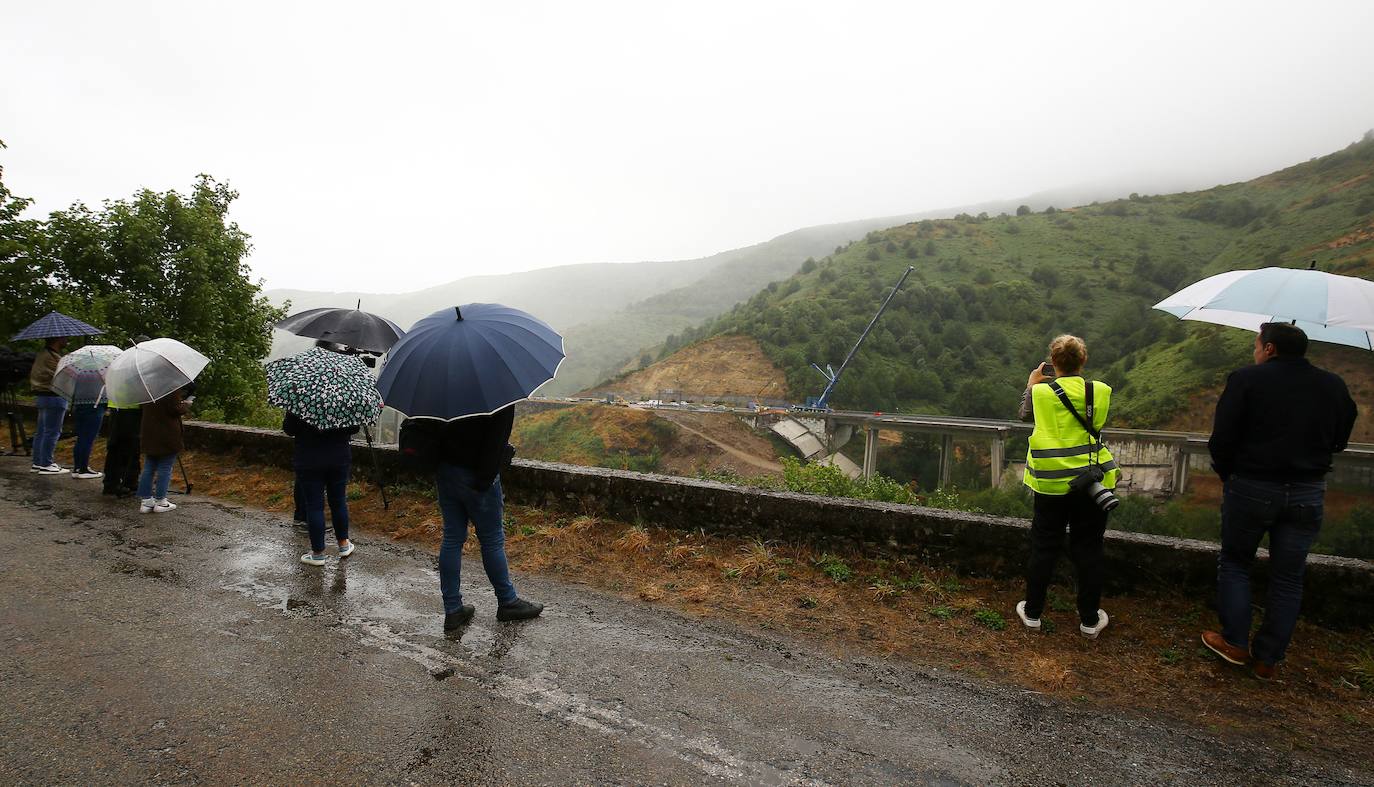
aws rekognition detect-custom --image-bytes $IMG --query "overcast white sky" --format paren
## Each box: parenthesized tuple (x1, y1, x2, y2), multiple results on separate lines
(4, 1, 1373, 293)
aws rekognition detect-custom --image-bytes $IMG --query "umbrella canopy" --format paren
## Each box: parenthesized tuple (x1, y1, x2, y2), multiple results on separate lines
(52, 344, 123, 404)
(1155, 267, 1374, 350)
(105, 338, 211, 405)
(11, 311, 104, 341)
(266, 347, 383, 430)
(275, 306, 405, 354)
(378, 304, 564, 420)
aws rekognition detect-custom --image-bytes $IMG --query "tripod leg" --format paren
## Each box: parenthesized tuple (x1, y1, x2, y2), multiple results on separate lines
(363, 425, 389, 509)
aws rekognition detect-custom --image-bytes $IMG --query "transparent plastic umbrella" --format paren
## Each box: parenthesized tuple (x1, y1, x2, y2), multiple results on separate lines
(105, 338, 211, 405)
(52, 344, 123, 404)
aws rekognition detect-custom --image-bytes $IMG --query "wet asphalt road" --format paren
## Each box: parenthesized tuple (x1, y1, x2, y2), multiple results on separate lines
(1, 462, 1368, 786)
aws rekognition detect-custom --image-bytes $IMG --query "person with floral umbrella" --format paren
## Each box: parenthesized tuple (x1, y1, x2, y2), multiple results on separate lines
(52, 344, 123, 480)
(267, 343, 383, 566)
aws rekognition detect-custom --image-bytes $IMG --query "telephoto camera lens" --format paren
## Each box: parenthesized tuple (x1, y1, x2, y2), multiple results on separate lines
(1087, 481, 1120, 512)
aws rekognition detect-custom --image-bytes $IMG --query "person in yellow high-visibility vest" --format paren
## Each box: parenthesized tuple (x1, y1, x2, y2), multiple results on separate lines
(1014, 334, 1117, 639)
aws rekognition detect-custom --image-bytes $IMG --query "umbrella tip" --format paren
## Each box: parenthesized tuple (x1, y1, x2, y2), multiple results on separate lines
(1309, 260, 1317, 270)
(357, 299, 361, 310)
(454, 306, 463, 321)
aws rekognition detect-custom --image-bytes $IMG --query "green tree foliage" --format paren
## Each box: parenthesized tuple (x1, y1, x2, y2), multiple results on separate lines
(1015, 205, 1031, 216)
(1181, 197, 1263, 227)
(0, 143, 57, 337)
(4, 169, 284, 421)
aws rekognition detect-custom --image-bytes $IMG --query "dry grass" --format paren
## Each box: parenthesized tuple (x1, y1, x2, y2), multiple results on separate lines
(54, 438, 1374, 766)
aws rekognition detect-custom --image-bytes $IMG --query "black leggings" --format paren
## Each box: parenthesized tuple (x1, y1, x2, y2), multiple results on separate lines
(1024, 491, 1107, 626)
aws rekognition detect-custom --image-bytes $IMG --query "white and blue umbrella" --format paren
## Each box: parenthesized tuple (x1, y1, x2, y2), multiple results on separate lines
(1154, 267, 1374, 350)
(378, 304, 565, 420)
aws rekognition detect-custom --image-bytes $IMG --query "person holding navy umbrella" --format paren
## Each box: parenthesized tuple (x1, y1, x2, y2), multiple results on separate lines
(28, 336, 70, 474)
(12, 311, 105, 475)
(380, 304, 564, 631)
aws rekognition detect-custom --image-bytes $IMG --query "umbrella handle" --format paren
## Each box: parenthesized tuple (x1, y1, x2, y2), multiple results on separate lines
(363, 424, 389, 509)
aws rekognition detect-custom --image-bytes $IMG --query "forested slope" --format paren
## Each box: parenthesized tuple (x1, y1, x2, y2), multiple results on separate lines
(667, 134, 1374, 426)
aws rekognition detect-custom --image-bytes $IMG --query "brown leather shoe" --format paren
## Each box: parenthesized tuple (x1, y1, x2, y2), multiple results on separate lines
(1201, 630, 1250, 666)
(1252, 661, 1277, 681)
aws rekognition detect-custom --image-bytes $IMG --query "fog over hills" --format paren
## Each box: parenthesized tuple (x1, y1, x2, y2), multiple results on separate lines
(265, 174, 1240, 384)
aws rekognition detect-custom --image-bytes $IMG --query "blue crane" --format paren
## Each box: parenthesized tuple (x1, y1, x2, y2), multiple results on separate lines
(799, 265, 915, 412)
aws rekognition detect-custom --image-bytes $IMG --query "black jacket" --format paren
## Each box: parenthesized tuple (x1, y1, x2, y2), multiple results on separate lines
(282, 412, 358, 470)
(1208, 356, 1357, 482)
(439, 405, 515, 490)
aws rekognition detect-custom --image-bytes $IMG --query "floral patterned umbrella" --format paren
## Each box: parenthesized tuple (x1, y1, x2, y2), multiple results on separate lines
(266, 347, 383, 430)
(52, 344, 123, 404)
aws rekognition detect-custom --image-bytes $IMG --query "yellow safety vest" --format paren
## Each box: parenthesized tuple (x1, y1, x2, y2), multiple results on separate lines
(1023, 376, 1118, 495)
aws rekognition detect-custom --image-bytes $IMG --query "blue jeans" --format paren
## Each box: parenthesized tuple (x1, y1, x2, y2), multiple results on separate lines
(1217, 476, 1325, 665)
(33, 395, 68, 466)
(298, 463, 350, 553)
(436, 463, 517, 613)
(71, 403, 107, 472)
(137, 454, 177, 500)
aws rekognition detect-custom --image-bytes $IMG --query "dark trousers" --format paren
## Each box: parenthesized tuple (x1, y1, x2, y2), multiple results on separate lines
(298, 463, 351, 553)
(1217, 476, 1324, 665)
(102, 408, 143, 492)
(1024, 490, 1107, 626)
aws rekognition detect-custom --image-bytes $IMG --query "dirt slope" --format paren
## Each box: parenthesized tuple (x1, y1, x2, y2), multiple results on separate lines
(512, 404, 784, 477)
(587, 334, 789, 401)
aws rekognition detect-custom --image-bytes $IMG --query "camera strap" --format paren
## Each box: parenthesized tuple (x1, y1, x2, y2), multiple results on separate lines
(1048, 379, 1102, 467)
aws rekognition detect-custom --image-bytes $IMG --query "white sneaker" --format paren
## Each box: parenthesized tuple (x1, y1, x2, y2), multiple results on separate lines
(300, 552, 328, 566)
(1080, 609, 1109, 639)
(30, 464, 44, 473)
(1015, 601, 1042, 630)
(338, 542, 356, 559)
(152, 499, 177, 514)
(37, 464, 69, 475)
(72, 469, 103, 480)
(140, 498, 156, 513)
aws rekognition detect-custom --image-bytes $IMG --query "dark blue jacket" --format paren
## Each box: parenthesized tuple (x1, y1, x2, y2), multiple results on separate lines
(282, 412, 358, 470)
(1208, 356, 1357, 482)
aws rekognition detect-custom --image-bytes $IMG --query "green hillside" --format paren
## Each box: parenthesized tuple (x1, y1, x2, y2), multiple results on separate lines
(672, 133, 1374, 426)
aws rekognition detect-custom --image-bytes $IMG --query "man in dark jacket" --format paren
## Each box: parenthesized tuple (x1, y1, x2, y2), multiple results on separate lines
(433, 404, 542, 630)
(1202, 323, 1357, 679)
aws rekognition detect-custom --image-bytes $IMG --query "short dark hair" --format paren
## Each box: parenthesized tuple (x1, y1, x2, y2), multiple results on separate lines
(1259, 322, 1308, 357)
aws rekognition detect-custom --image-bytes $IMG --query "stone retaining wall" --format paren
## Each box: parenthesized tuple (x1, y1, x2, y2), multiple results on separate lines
(176, 418, 1374, 628)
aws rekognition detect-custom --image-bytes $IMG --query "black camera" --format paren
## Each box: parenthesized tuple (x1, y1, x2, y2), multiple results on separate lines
(1069, 465, 1120, 512)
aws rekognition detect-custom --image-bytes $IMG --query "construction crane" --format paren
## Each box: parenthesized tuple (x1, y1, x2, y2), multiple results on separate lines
(796, 265, 915, 412)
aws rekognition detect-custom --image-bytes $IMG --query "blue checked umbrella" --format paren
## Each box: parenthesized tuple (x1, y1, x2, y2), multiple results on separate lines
(266, 347, 383, 430)
(11, 311, 104, 341)
(1155, 266, 1374, 350)
(378, 304, 565, 420)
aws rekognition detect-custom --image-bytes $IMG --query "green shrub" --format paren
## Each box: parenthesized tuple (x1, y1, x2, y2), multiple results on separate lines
(816, 553, 854, 583)
(973, 609, 1007, 630)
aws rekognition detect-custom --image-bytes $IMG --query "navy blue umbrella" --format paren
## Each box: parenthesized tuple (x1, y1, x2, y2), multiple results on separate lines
(11, 311, 104, 341)
(378, 304, 565, 420)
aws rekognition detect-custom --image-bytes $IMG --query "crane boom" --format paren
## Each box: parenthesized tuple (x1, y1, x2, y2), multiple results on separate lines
(806, 265, 915, 410)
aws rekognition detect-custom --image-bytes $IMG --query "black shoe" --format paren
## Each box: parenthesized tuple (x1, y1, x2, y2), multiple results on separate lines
(496, 598, 544, 622)
(444, 604, 476, 631)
